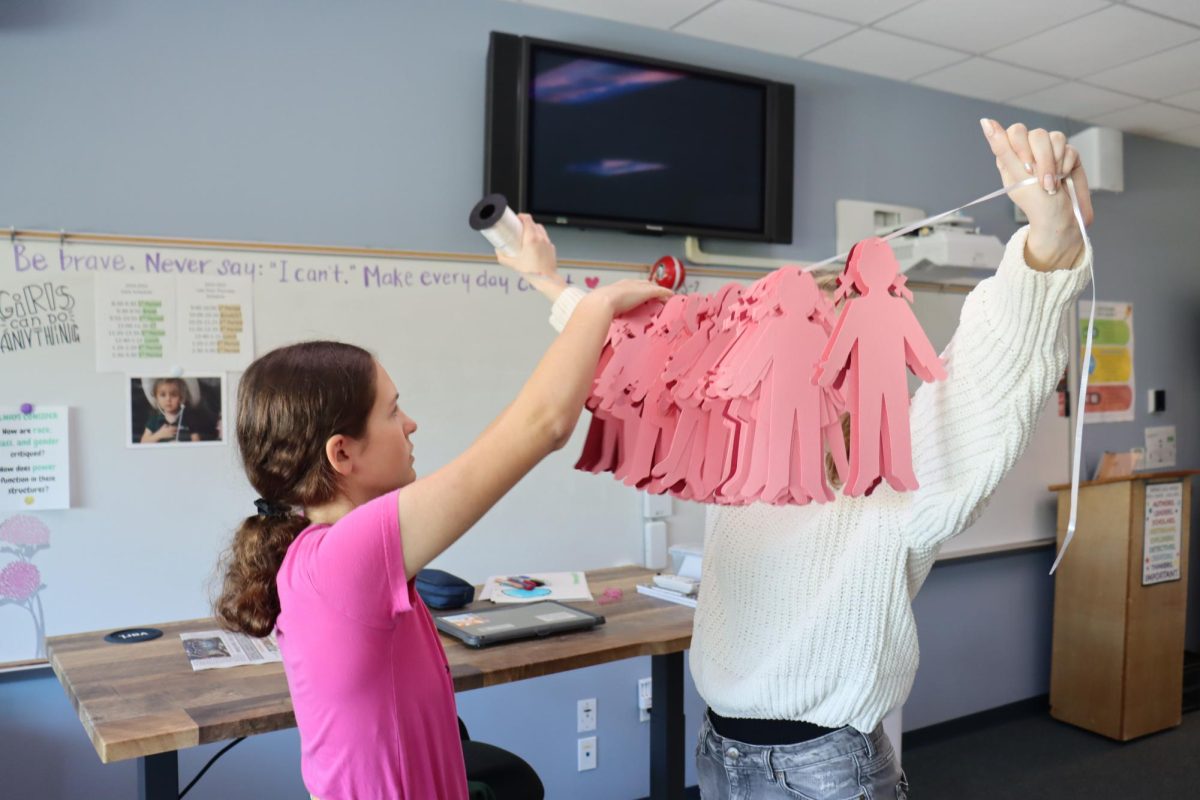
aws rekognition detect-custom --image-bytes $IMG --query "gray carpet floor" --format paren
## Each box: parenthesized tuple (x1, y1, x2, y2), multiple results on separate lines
(903, 707, 1200, 798)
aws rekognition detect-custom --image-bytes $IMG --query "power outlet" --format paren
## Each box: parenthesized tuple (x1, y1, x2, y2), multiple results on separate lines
(577, 736, 597, 771)
(638, 677, 652, 723)
(577, 698, 596, 732)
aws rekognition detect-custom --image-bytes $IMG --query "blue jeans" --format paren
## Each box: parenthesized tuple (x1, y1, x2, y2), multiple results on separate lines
(696, 712, 909, 799)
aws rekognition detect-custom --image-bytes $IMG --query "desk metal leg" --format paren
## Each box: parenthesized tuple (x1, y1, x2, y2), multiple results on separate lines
(138, 751, 179, 800)
(650, 651, 685, 800)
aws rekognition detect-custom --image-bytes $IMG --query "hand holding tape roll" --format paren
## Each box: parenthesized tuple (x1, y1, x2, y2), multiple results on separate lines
(470, 194, 681, 301)
(469, 194, 565, 294)
(469, 194, 524, 257)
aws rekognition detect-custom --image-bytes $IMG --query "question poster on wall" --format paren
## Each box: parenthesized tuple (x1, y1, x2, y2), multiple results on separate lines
(0, 406, 71, 511)
(1079, 300, 1135, 423)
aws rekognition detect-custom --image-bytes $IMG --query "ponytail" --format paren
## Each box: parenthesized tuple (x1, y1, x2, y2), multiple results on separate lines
(214, 340, 377, 637)
(216, 513, 310, 637)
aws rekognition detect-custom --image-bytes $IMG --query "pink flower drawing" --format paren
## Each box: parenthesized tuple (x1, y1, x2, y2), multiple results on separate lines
(0, 560, 41, 603)
(0, 515, 51, 548)
(1, 514, 51, 658)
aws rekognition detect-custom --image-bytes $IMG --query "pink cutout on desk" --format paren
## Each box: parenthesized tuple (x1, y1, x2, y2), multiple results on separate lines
(597, 587, 624, 605)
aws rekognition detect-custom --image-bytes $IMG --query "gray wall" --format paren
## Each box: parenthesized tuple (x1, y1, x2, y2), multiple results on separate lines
(2, 0, 1197, 797)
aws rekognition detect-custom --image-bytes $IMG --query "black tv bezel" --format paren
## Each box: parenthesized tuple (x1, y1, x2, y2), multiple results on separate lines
(485, 32, 793, 244)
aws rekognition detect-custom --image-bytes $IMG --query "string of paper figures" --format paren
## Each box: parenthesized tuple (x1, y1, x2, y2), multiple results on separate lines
(577, 235, 944, 504)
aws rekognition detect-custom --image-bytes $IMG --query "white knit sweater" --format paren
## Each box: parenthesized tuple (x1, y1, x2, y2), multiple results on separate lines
(551, 226, 1092, 733)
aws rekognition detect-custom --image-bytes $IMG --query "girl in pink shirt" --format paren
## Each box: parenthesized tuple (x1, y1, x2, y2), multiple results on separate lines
(214, 218, 670, 800)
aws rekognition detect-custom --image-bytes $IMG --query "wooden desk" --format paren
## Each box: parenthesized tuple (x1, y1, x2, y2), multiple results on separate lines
(47, 566, 694, 800)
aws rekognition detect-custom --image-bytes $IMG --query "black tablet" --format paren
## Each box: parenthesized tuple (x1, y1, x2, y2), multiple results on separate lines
(435, 601, 605, 648)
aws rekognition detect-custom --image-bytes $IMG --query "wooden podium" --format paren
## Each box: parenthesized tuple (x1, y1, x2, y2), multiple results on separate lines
(1048, 470, 1197, 741)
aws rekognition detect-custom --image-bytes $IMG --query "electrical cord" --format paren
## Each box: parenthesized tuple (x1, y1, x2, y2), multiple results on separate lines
(178, 736, 245, 799)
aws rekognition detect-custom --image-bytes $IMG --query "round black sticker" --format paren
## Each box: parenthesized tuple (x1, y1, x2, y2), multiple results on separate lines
(103, 628, 164, 644)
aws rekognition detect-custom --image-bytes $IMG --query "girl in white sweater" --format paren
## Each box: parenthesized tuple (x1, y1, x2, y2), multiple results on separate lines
(502, 118, 1094, 799)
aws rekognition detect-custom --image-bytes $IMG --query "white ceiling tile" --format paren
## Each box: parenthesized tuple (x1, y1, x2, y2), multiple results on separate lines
(875, 0, 1110, 55)
(764, 0, 917, 25)
(1126, 0, 1200, 27)
(1085, 40, 1200, 99)
(1088, 101, 1200, 134)
(988, 5, 1199, 78)
(803, 29, 965, 80)
(674, 0, 856, 58)
(1165, 88, 1200, 111)
(519, 0, 719, 29)
(913, 58, 1061, 102)
(1156, 125, 1200, 148)
(1009, 82, 1142, 118)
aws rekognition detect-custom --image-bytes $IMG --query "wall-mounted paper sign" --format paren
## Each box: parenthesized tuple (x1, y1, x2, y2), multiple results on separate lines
(1142, 482, 1182, 586)
(0, 405, 70, 510)
(1080, 301, 1135, 424)
(94, 275, 253, 373)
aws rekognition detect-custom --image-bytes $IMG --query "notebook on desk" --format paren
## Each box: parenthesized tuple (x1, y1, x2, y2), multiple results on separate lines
(434, 601, 605, 648)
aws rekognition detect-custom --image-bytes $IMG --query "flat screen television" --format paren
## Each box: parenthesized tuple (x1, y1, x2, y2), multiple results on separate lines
(485, 32, 794, 243)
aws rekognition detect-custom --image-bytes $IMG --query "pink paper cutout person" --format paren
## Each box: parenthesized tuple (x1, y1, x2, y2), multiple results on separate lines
(813, 238, 946, 496)
(579, 299, 658, 476)
(616, 296, 691, 487)
(653, 285, 744, 495)
(575, 346, 622, 473)
(703, 277, 789, 503)
(594, 301, 662, 409)
(710, 269, 837, 503)
(588, 300, 664, 478)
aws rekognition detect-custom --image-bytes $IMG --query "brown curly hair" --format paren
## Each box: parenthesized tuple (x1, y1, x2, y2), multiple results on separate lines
(215, 341, 377, 637)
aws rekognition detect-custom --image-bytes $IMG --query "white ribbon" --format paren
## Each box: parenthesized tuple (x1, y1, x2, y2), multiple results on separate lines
(799, 175, 1094, 574)
(1050, 176, 1093, 575)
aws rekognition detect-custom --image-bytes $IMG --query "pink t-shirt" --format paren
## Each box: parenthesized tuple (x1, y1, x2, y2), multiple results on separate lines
(275, 490, 468, 800)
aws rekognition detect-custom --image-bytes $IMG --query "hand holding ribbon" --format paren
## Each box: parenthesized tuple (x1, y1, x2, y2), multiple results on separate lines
(979, 118, 1094, 272)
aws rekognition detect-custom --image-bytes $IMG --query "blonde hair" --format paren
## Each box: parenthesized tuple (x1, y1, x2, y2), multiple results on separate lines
(814, 270, 850, 488)
(826, 414, 851, 489)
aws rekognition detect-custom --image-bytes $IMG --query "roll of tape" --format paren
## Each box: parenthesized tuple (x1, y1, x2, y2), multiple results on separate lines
(469, 194, 524, 257)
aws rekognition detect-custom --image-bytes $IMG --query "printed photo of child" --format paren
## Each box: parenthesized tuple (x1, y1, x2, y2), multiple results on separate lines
(128, 375, 225, 447)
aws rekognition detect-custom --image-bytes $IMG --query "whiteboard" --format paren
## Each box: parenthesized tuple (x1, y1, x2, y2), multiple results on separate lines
(0, 238, 648, 666)
(0, 239, 1065, 666)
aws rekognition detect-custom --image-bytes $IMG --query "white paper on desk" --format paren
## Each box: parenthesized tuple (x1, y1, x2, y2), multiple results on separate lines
(180, 630, 281, 671)
(482, 571, 593, 604)
(636, 584, 698, 608)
